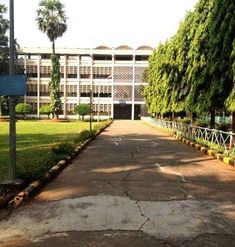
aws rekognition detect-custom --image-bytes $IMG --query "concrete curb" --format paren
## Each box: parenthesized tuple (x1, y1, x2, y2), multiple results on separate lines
(7, 120, 113, 210)
(160, 128, 235, 169)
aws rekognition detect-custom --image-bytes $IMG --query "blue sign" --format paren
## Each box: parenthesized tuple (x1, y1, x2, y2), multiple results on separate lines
(0, 75, 27, 96)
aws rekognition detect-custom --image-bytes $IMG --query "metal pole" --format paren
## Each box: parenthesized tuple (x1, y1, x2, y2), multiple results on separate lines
(9, 0, 16, 181)
(89, 89, 92, 131)
(97, 82, 100, 123)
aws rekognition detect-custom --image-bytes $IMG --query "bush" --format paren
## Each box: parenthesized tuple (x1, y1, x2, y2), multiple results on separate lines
(15, 103, 32, 119)
(52, 142, 75, 157)
(39, 105, 52, 119)
(215, 123, 230, 132)
(74, 104, 91, 121)
(16, 155, 57, 181)
(73, 130, 96, 144)
(193, 119, 209, 128)
(180, 117, 191, 124)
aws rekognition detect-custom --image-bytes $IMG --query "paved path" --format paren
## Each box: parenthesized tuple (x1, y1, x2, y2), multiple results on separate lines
(0, 120, 235, 246)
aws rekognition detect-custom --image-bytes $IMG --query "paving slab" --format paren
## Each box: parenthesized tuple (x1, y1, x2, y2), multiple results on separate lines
(0, 120, 235, 246)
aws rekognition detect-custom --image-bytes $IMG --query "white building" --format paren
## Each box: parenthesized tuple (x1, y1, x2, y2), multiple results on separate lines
(17, 45, 152, 120)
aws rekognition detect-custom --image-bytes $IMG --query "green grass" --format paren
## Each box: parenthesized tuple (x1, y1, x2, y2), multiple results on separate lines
(0, 120, 90, 181)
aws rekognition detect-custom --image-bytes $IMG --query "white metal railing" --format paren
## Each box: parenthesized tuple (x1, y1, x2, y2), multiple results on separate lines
(142, 117, 235, 155)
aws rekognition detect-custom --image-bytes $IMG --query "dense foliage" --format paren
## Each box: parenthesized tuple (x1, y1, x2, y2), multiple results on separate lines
(15, 103, 32, 118)
(74, 104, 91, 121)
(145, 0, 235, 128)
(50, 55, 62, 118)
(39, 105, 52, 118)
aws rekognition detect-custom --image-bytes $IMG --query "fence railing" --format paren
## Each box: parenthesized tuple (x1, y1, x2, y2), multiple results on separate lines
(142, 117, 235, 155)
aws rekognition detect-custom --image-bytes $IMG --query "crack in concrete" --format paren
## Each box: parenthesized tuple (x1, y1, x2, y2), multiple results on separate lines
(122, 173, 131, 198)
(105, 179, 116, 190)
(136, 201, 150, 231)
(155, 163, 193, 200)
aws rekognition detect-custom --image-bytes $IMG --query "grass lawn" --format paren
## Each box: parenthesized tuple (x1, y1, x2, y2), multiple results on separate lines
(0, 120, 90, 181)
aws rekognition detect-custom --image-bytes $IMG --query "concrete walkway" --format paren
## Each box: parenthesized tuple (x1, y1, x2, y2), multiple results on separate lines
(0, 120, 235, 246)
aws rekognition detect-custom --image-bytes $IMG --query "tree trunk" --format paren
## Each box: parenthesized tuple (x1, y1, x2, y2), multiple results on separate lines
(210, 110, 215, 129)
(172, 112, 175, 120)
(52, 39, 55, 56)
(190, 112, 197, 124)
(232, 112, 235, 133)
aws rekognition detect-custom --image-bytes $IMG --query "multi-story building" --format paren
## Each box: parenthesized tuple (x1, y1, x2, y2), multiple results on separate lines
(17, 45, 152, 120)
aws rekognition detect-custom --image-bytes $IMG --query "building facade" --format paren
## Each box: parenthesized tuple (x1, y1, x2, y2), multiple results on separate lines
(17, 45, 152, 120)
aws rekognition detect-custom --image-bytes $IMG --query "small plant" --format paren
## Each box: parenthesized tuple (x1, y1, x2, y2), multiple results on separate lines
(39, 105, 52, 119)
(215, 123, 230, 132)
(74, 104, 91, 121)
(52, 142, 75, 157)
(181, 117, 191, 125)
(15, 103, 32, 119)
(193, 119, 209, 128)
(16, 155, 56, 181)
(73, 130, 95, 144)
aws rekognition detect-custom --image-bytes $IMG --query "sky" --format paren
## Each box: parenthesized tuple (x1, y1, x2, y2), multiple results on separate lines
(1, 0, 198, 49)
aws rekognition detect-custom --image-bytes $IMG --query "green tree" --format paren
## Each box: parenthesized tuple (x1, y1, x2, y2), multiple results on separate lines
(39, 105, 52, 119)
(49, 55, 62, 118)
(15, 103, 32, 119)
(74, 104, 91, 121)
(36, 0, 67, 119)
(145, 0, 235, 130)
(36, 0, 67, 55)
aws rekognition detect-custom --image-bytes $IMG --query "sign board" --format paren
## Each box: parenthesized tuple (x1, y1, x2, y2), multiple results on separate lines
(0, 75, 27, 96)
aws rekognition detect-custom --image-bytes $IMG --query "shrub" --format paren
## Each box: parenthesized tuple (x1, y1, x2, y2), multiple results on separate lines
(73, 130, 95, 144)
(52, 142, 75, 157)
(193, 119, 209, 128)
(15, 103, 32, 119)
(74, 104, 91, 121)
(39, 105, 52, 119)
(180, 117, 191, 124)
(215, 123, 230, 132)
(16, 155, 57, 181)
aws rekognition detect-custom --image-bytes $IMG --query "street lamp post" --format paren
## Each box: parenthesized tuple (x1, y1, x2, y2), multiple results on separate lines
(9, 0, 16, 181)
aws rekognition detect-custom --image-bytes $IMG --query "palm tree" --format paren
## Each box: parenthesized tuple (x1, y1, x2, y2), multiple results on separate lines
(36, 0, 67, 55)
(36, 0, 67, 119)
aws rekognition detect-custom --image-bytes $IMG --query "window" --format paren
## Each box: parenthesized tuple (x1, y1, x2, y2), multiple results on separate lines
(27, 84, 37, 96)
(115, 55, 133, 61)
(26, 65, 37, 77)
(93, 67, 112, 79)
(80, 66, 91, 79)
(40, 66, 51, 78)
(66, 85, 77, 97)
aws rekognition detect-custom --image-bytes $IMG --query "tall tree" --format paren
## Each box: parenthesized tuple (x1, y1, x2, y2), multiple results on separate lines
(36, 0, 67, 118)
(36, 0, 67, 55)
(0, 4, 9, 116)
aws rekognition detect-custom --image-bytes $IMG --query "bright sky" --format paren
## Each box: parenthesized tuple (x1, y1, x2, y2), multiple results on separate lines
(2, 0, 198, 49)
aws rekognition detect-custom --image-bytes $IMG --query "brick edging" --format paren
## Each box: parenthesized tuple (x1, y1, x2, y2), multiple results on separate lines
(143, 121, 235, 169)
(7, 120, 113, 210)
(172, 134, 235, 168)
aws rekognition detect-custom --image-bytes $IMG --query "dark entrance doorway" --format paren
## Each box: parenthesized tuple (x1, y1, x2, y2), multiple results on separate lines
(114, 104, 132, 119)
(134, 105, 141, 120)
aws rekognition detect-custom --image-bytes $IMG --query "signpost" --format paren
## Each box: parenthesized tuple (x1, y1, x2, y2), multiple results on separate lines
(0, 75, 26, 182)
(0, 0, 26, 183)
